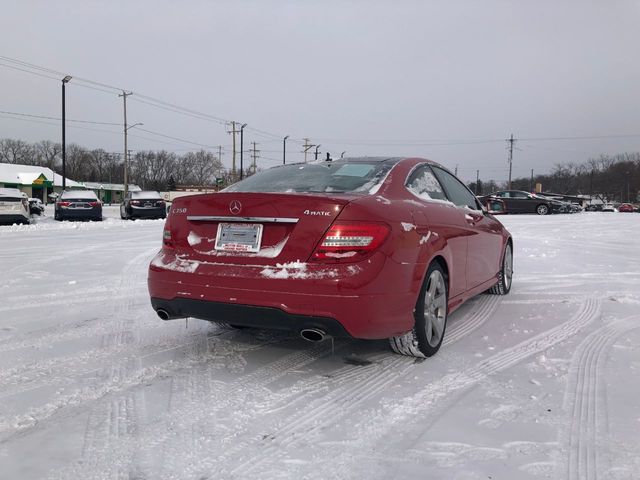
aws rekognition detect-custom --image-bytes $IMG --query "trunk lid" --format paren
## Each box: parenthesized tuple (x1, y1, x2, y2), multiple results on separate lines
(168, 192, 355, 265)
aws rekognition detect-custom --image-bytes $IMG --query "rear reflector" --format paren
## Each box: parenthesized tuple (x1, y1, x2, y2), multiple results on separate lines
(311, 222, 389, 263)
(163, 229, 174, 248)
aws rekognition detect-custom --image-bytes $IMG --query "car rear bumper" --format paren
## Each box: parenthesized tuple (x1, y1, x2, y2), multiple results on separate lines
(58, 208, 102, 220)
(0, 214, 29, 224)
(150, 297, 354, 337)
(131, 206, 166, 218)
(147, 250, 420, 339)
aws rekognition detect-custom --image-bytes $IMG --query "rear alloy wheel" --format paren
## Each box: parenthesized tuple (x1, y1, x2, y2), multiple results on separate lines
(536, 204, 549, 215)
(488, 243, 513, 295)
(389, 262, 448, 358)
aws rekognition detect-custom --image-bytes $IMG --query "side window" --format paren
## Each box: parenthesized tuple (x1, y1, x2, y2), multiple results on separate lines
(511, 191, 528, 199)
(406, 165, 447, 201)
(432, 166, 480, 210)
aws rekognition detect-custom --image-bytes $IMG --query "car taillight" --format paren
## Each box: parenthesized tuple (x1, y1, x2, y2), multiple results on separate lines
(89, 201, 101, 207)
(57, 201, 71, 207)
(311, 222, 389, 263)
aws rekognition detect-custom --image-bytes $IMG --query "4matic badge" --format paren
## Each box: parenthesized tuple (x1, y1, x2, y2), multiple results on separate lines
(303, 209, 332, 216)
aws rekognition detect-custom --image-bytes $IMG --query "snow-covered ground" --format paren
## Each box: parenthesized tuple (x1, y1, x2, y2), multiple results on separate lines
(1, 208, 639, 480)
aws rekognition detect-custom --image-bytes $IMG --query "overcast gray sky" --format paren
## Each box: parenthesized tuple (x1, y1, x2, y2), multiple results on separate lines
(2, 0, 639, 183)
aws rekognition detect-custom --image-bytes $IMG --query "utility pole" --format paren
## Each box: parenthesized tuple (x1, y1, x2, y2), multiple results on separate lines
(119, 90, 133, 197)
(530, 169, 534, 192)
(507, 133, 516, 190)
(227, 121, 238, 175)
(217, 145, 223, 166)
(240, 123, 247, 180)
(476, 169, 480, 194)
(454, 164, 458, 176)
(61, 75, 72, 191)
(302, 138, 314, 163)
(249, 141, 260, 173)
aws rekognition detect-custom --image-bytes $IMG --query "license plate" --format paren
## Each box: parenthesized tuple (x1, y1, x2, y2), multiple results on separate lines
(215, 223, 263, 253)
(145, 202, 152, 207)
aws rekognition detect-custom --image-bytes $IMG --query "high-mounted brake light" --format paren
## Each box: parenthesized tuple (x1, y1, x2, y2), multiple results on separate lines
(311, 222, 389, 263)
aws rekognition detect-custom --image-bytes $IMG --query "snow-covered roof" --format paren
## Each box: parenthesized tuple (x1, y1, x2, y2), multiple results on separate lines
(84, 182, 141, 192)
(0, 162, 83, 188)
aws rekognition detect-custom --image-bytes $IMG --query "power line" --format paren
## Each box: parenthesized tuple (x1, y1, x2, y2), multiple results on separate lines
(0, 109, 120, 125)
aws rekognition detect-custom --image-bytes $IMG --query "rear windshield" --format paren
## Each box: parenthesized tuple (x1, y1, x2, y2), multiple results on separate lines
(61, 190, 98, 200)
(132, 191, 162, 199)
(224, 160, 395, 194)
(0, 197, 22, 202)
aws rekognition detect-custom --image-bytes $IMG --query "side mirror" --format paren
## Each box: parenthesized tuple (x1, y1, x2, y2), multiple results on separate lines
(485, 199, 506, 214)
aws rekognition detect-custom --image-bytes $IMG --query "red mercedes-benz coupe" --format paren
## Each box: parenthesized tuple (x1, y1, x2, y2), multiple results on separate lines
(148, 157, 512, 358)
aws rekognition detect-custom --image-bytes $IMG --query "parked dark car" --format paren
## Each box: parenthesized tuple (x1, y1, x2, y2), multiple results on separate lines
(478, 190, 566, 215)
(28, 198, 45, 215)
(120, 191, 166, 220)
(149, 157, 513, 359)
(54, 190, 102, 221)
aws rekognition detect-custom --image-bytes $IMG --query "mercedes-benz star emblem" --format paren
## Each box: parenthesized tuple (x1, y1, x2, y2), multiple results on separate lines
(229, 200, 242, 215)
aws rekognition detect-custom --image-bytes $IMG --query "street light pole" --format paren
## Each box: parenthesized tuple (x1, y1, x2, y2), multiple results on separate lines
(119, 90, 133, 197)
(123, 122, 142, 197)
(61, 75, 72, 190)
(283, 135, 289, 165)
(314, 144, 321, 161)
(240, 123, 247, 180)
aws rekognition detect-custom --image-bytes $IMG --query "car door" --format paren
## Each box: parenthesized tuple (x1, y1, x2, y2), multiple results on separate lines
(405, 164, 468, 298)
(431, 166, 504, 290)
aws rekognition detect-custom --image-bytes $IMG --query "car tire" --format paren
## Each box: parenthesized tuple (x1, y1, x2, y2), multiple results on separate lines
(389, 262, 448, 358)
(54, 211, 61, 221)
(536, 204, 549, 215)
(487, 242, 513, 295)
(120, 207, 128, 220)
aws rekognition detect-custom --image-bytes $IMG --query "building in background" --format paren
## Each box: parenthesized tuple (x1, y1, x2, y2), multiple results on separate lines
(83, 182, 141, 204)
(0, 163, 83, 203)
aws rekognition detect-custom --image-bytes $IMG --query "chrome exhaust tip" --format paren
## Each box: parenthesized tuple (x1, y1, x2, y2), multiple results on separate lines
(156, 309, 171, 321)
(300, 328, 327, 343)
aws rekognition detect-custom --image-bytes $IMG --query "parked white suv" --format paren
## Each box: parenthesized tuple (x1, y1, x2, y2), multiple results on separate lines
(0, 188, 30, 225)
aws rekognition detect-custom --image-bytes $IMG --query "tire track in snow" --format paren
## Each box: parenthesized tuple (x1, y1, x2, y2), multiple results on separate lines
(130, 294, 505, 476)
(227, 295, 504, 476)
(443, 295, 502, 347)
(53, 340, 340, 480)
(0, 247, 157, 439)
(563, 315, 640, 480)
(237, 298, 601, 477)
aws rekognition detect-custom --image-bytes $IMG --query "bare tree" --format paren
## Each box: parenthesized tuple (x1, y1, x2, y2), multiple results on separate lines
(35, 140, 61, 169)
(0, 139, 35, 164)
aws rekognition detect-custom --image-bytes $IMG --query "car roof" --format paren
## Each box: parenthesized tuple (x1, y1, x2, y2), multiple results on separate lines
(0, 187, 23, 197)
